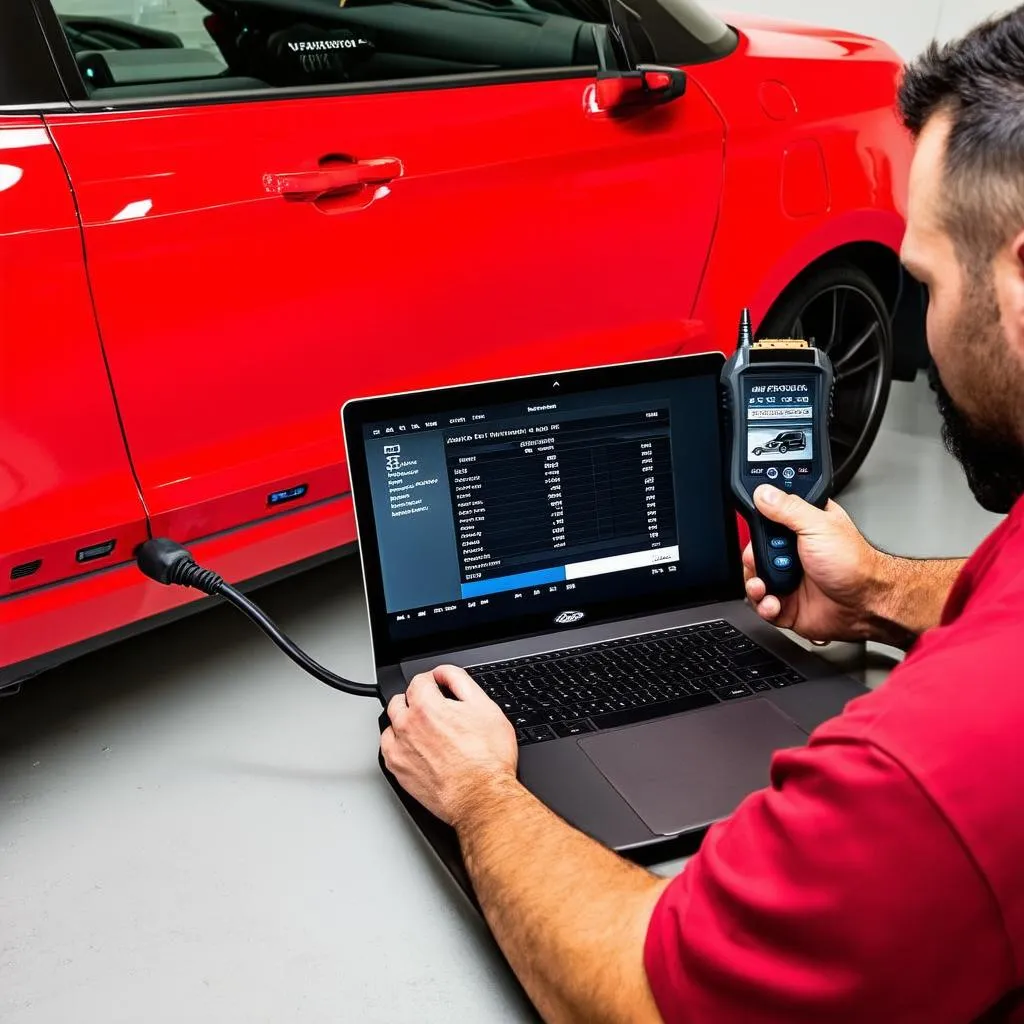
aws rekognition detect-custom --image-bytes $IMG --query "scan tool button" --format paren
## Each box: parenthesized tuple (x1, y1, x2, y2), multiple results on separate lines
(783, 467, 796, 480)
(766, 467, 779, 480)
(772, 556, 794, 570)
(769, 537, 788, 549)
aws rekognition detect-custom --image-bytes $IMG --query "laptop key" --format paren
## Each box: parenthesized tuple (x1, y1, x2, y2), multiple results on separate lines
(749, 680, 773, 692)
(716, 683, 753, 700)
(735, 665, 776, 683)
(553, 719, 596, 738)
(710, 625, 740, 639)
(767, 675, 797, 688)
(723, 637, 756, 653)
(706, 658, 737, 675)
(525, 725, 556, 743)
(515, 728, 529, 744)
(702, 671, 737, 688)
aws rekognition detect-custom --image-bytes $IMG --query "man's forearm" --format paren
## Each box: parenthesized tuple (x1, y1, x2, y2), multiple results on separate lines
(454, 775, 669, 1024)
(866, 554, 966, 649)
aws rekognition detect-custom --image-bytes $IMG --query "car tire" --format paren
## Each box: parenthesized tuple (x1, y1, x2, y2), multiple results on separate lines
(779, 445, 789, 454)
(757, 263, 893, 494)
(753, 448, 763, 456)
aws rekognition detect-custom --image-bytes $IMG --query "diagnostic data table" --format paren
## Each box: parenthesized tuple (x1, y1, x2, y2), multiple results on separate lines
(446, 409, 678, 594)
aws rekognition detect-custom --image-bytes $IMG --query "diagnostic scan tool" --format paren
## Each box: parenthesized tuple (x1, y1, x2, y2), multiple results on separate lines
(722, 309, 834, 596)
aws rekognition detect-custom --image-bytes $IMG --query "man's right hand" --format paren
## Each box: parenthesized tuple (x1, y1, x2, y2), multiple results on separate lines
(743, 485, 965, 648)
(743, 485, 888, 644)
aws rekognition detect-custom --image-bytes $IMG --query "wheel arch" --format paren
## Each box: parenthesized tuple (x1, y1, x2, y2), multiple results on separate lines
(759, 240, 929, 382)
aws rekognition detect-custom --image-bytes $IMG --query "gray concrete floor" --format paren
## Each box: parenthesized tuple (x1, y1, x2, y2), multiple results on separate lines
(0, 378, 1003, 1023)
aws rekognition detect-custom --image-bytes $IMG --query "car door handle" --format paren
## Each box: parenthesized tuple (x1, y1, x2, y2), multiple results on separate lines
(263, 158, 403, 198)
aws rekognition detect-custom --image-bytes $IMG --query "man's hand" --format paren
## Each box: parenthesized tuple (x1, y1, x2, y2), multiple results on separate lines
(743, 485, 886, 643)
(381, 664, 518, 826)
(384, 672, 667, 1024)
(744, 484, 964, 648)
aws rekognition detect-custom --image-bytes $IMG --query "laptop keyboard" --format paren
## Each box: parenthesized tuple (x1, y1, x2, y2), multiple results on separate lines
(467, 619, 806, 745)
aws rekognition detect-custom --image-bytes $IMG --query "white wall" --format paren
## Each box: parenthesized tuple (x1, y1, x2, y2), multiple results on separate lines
(710, 1, 1015, 60)
(934, 0, 1016, 47)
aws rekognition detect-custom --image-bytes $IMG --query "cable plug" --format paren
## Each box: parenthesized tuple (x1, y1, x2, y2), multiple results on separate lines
(136, 538, 225, 595)
(134, 537, 378, 699)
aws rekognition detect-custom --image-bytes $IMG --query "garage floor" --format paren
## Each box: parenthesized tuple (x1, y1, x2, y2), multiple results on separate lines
(0, 378, 1004, 1023)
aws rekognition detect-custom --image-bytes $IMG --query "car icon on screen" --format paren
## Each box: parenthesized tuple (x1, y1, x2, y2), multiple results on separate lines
(753, 430, 807, 456)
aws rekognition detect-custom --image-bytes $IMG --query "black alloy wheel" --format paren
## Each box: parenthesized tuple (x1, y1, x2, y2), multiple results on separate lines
(757, 264, 893, 494)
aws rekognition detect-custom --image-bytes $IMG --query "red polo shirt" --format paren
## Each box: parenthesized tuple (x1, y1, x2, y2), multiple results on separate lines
(644, 495, 1024, 1023)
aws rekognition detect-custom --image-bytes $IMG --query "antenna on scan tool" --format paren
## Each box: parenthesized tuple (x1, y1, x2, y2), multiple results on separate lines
(738, 307, 753, 348)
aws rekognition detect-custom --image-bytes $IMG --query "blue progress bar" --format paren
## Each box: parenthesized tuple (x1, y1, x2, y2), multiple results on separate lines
(461, 565, 566, 599)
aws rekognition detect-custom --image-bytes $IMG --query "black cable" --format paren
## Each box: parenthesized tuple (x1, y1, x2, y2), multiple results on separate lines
(135, 538, 378, 698)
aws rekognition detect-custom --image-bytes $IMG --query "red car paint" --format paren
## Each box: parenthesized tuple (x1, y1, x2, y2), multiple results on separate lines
(0, 12, 911, 684)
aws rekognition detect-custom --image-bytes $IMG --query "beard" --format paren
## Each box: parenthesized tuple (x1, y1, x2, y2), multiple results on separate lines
(928, 361, 1024, 515)
(927, 266, 1024, 515)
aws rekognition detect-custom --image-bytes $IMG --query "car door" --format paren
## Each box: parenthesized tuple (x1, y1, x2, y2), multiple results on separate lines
(41, 0, 726, 546)
(0, 0, 149, 624)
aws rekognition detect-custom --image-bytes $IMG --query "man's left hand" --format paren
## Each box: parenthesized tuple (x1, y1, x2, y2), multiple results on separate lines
(381, 665, 518, 826)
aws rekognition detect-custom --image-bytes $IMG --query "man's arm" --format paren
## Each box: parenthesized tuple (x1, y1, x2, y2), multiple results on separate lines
(381, 667, 668, 1024)
(455, 775, 669, 1024)
(383, 664, 1009, 1024)
(867, 553, 966, 648)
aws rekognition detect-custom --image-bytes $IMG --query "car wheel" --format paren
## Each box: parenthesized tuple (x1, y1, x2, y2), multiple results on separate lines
(779, 445, 789, 454)
(753, 448, 763, 455)
(757, 264, 893, 493)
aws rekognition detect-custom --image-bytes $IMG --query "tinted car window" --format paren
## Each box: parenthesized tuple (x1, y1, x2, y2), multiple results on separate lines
(51, 0, 615, 100)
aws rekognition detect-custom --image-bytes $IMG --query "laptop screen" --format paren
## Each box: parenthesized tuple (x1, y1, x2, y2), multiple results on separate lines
(344, 355, 743, 664)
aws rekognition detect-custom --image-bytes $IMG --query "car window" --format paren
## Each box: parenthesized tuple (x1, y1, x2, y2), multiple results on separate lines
(51, 0, 617, 101)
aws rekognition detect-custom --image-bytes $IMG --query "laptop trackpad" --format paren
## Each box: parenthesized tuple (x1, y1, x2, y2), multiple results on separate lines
(578, 699, 808, 836)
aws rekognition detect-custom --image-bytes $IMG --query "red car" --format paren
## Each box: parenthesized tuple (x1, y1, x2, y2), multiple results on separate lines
(0, 0, 923, 689)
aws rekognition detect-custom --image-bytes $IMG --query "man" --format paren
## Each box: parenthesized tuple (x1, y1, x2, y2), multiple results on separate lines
(381, 10, 1024, 1022)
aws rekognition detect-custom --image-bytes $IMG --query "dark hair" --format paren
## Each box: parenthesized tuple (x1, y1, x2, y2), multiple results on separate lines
(899, 6, 1024, 268)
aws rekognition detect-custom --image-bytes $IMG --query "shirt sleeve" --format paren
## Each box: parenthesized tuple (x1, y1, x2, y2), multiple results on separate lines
(643, 735, 1011, 1024)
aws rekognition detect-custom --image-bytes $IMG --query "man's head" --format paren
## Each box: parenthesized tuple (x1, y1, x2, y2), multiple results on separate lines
(899, 7, 1024, 513)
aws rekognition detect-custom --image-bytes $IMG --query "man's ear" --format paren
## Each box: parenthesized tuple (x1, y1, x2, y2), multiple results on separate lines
(1003, 227, 1024, 360)
(1014, 227, 1024, 275)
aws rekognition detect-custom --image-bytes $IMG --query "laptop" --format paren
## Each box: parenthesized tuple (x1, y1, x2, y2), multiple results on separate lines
(342, 352, 867, 862)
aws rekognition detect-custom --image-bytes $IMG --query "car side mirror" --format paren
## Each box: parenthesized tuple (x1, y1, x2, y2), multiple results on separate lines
(593, 64, 687, 114)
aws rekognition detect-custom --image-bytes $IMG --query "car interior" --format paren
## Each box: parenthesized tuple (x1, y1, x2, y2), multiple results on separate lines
(58, 0, 638, 101)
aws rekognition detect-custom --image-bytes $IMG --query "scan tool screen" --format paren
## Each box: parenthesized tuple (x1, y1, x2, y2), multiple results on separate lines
(742, 375, 819, 491)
